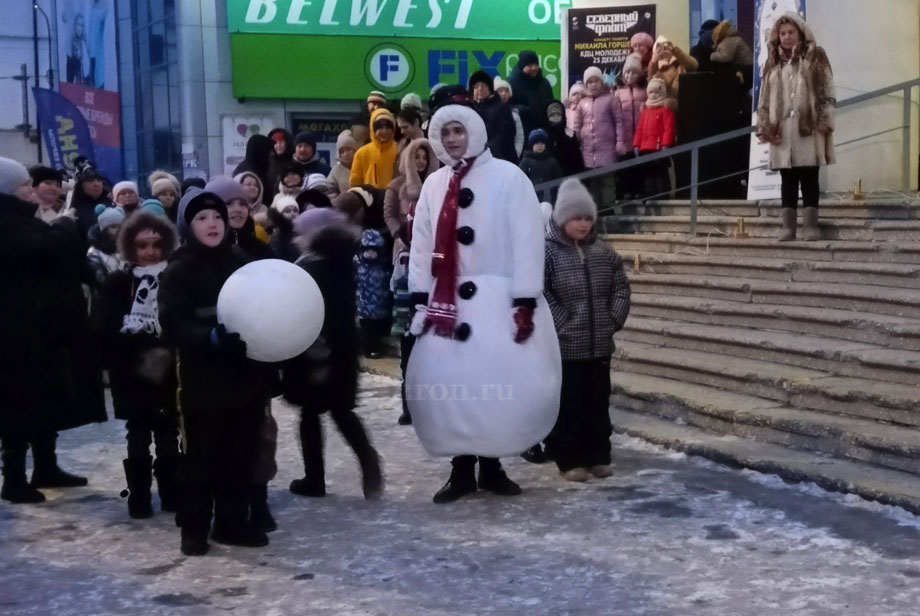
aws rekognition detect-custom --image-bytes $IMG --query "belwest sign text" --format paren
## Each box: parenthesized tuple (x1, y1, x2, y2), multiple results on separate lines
(228, 0, 572, 39)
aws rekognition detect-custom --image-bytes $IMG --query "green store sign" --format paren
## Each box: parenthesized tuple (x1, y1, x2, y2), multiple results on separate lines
(230, 34, 563, 100)
(228, 0, 573, 39)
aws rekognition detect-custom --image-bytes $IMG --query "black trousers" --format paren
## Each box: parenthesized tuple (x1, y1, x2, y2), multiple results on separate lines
(298, 407, 375, 481)
(545, 359, 613, 472)
(780, 166, 820, 209)
(178, 404, 263, 533)
(399, 334, 416, 417)
(451, 455, 501, 475)
(126, 412, 179, 461)
(639, 155, 671, 200)
(0, 431, 59, 464)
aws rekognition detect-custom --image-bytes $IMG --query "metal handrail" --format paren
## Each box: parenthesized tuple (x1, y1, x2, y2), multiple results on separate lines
(533, 76, 920, 236)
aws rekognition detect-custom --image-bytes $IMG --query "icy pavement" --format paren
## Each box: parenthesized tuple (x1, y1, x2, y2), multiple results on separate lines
(2, 374, 920, 616)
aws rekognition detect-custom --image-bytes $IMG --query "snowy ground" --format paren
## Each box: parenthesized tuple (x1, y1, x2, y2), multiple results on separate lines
(2, 374, 920, 616)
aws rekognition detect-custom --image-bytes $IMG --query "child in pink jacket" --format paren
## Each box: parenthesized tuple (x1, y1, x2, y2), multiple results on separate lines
(612, 54, 648, 199)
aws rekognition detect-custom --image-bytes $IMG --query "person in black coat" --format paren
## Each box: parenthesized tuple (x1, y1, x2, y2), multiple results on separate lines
(469, 70, 519, 164)
(0, 157, 105, 504)
(282, 208, 383, 500)
(95, 211, 180, 519)
(545, 99, 586, 177)
(690, 19, 721, 73)
(158, 190, 274, 555)
(266, 128, 294, 199)
(507, 50, 556, 136)
(519, 129, 563, 189)
(69, 158, 112, 241)
(233, 134, 274, 208)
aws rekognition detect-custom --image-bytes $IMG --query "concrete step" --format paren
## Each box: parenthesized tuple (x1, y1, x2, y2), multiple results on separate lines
(609, 371, 920, 475)
(611, 199, 920, 220)
(619, 317, 920, 386)
(612, 340, 920, 426)
(607, 215, 920, 241)
(621, 253, 920, 290)
(603, 234, 920, 264)
(609, 407, 920, 514)
(627, 273, 920, 320)
(628, 293, 920, 351)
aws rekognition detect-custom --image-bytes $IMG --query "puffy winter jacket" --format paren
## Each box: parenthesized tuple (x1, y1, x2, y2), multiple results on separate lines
(612, 82, 648, 158)
(633, 106, 676, 152)
(572, 91, 618, 168)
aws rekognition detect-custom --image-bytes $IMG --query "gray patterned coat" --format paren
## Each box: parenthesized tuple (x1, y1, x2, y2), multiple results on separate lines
(544, 221, 631, 361)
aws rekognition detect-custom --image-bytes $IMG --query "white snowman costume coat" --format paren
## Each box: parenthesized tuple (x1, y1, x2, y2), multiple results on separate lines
(407, 104, 562, 458)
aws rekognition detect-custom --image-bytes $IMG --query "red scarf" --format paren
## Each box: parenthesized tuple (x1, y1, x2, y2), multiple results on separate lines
(427, 157, 475, 337)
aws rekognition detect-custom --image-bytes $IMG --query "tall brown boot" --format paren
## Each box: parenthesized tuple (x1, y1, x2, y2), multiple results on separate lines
(802, 207, 820, 241)
(777, 207, 797, 242)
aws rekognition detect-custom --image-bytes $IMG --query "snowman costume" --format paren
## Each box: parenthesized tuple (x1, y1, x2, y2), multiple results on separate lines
(407, 102, 562, 459)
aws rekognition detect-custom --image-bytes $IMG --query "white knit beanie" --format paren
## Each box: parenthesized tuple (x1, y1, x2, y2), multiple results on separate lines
(0, 156, 31, 195)
(553, 178, 597, 226)
(623, 53, 643, 75)
(401, 92, 423, 110)
(493, 77, 512, 96)
(112, 180, 139, 200)
(583, 66, 604, 84)
(148, 170, 181, 197)
(272, 194, 300, 214)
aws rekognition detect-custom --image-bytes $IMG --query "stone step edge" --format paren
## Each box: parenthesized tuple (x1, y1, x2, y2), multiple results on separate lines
(609, 407, 920, 515)
(611, 215, 920, 228)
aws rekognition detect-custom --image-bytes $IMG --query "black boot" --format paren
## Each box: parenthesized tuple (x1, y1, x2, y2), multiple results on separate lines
(211, 492, 269, 548)
(291, 411, 326, 497)
(520, 444, 547, 464)
(30, 432, 87, 488)
(477, 458, 522, 496)
(122, 457, 154, 519)
(433, 456, 477, 504)
(153, 457, 180, 513)
(180, 525, 210, 556)
(249, 484, 277, 533)
(397, 411, 412, 425)
(331, 409, 384, 501)
(1, 439, 45, 504)
(360, 448, 384, 501)
(177, 485, 211, 555)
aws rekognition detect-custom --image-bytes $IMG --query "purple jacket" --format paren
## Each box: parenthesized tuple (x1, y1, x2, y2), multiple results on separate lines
(612, 83, 648, 157)
(572, 91, 618, 168)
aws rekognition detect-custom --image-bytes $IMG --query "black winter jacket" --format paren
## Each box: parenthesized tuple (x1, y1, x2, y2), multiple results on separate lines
(158, 241, 272, 413)
(233, 134, 274, 207)
(0, 195, 105, 434)
(266, 128, 294, 199)
(281, 227, 359, 413)
(544, 221, 631, 361)
(546, 99, 586, 176)
(475, 94, 519, 164)
(231, 216, 275, 261)
(508, 64, 555, 135)
(94, 267, 176, 421)
(267, 208, 300, 262)
(519, 150, 563, 187)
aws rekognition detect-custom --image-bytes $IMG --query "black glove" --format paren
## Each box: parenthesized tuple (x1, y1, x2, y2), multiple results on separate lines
(210, 324, 248, 359)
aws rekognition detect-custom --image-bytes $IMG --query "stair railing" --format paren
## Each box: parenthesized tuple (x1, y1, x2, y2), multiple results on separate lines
(533, 77, 920, 237)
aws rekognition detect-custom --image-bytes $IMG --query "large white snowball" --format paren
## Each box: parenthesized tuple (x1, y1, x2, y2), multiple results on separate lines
(217, 259, 324, 362)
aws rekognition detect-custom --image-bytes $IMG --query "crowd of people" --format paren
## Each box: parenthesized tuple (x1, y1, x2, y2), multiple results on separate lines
(0, 13, 834, 557)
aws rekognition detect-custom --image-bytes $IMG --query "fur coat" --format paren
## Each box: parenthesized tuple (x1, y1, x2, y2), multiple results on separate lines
(756, 12, 836, 169)
(383, 138, 439, 264)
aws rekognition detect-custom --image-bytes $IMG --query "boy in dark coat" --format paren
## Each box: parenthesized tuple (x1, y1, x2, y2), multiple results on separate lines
(519, 129, 563, 188)
(283, 208, 383, 500)
(469, 70, 519, 164)
(158, 190, 273, 555)
(545, 99, 585, 177)
(543, 179, 631, 482)
(95, 211, 180, 518)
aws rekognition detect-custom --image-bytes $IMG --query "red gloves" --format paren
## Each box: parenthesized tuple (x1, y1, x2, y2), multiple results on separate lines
(512, 305, 535, 344)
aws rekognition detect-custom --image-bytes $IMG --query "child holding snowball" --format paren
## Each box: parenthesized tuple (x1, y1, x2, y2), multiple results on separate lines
(158, 190, 273, 556)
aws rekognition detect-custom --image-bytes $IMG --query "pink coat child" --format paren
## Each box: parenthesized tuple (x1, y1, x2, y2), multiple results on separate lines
(565, 81, 585, 134)
(572, 67, 618, 169)
(611, 54, 649, 158)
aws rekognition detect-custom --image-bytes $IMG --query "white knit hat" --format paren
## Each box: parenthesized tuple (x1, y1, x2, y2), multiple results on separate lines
(493, 77, 512, 96)
(0, 156, 31, 195)
(97, 206, 126, 231)
(623, 53, 643, 75)
(553, 178, 597, 225)
(112, 180, 139, 200)
(272, 194, 300, 214)
(401, 92, 423, 110)
(583, 66, 604, 83)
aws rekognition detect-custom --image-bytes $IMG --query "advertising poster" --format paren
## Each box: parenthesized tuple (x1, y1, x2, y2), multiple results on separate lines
(564, 5, 655, 92)
(56, 0, 122, 179)
(747, 0, 806, 200)
(221, 116, 277, 177)
(32, 87, 95, 172)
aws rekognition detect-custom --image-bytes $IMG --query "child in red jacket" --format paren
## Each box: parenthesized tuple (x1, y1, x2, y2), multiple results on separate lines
(633, 77, 675, 199)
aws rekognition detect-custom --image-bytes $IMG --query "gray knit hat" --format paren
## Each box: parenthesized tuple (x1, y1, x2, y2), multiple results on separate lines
(0, 156, 31, 196)
(553, 178, 597, 225)
(97, 206, 126, 231)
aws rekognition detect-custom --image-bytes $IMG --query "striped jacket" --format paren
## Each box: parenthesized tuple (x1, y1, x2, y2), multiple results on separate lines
(544, 221, 631, 361)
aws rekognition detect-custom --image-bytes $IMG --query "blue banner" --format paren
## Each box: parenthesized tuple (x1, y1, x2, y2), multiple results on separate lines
(32, 87, 96, 175)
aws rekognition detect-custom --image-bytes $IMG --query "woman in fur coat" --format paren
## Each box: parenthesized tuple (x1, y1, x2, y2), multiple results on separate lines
(95, 211, 180, 519)
(756, 12, 835, 242)
(647, 35, 699, 108)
